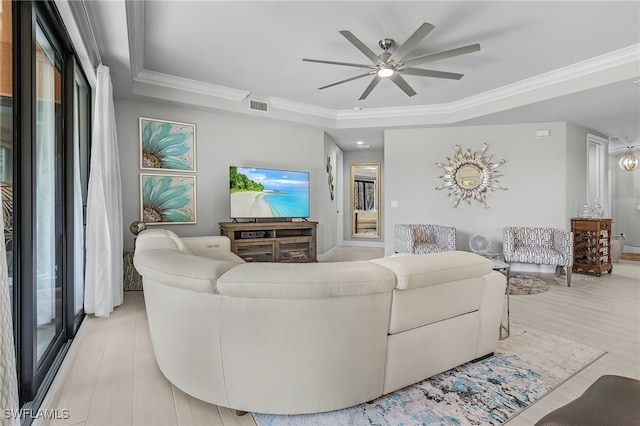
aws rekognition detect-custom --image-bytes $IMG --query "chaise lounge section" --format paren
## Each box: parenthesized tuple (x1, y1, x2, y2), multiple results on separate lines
(133, 228, 506, 415)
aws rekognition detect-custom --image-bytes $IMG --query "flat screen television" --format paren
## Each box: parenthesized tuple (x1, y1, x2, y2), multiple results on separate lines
(229, 166, 310, 219)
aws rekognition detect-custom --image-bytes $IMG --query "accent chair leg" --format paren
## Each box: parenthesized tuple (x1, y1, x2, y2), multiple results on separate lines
(566, 267, 571, 287)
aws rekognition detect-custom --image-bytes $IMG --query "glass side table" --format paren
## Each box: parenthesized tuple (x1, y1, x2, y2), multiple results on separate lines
(492, 261, 510, 339)
(479, 252, 501, 261)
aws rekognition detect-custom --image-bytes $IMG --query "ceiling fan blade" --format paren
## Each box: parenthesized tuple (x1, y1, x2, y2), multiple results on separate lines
(339, 30, 380, 64)
(390, 74, 417, 97)
(318, 72, 374, 90)
(388, 22, 435, 63)
(402, 43, 481, 67)
(359, 75, 382, 100)
(302, 58, 373, 69)
(401, 68, 464, 80)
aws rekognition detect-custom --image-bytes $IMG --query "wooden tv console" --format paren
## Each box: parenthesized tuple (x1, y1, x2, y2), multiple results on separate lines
(219, 221, 317, 263)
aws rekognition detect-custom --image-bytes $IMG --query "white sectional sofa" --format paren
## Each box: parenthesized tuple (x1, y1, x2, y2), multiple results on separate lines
(133, 228, 506, 415)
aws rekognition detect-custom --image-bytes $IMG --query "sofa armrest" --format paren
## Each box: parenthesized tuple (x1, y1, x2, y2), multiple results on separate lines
(553, 229, 573, 265)
(134, 249, 238, 293)
(503, 227, 516, 261)
(394, 224, 416, 253)
(432, 225, 456, 251)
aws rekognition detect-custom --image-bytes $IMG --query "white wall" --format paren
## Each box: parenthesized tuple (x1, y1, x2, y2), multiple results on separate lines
(115, 98, 336, 253)
(384, 122, 584, 256)
(322, 133, 340, 251)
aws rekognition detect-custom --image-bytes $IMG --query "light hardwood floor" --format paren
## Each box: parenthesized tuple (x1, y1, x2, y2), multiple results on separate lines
(38, 249, 639, 426)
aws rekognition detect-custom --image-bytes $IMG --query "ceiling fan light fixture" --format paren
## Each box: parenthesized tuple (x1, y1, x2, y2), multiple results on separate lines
(377, 67, 394, 78)
(305, 23, 479, 99)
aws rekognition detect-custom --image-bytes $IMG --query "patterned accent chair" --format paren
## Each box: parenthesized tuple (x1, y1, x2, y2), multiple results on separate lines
(503, 227, 573, 286)
(394, 224, 456, 254)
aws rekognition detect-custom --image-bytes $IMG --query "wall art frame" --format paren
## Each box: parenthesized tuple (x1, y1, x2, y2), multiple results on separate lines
(326, 155, 334, 201)
(140, 117, 196, 172)
(140, 173, 197, 224)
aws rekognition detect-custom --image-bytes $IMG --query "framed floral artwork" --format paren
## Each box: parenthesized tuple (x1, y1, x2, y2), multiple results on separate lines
(140, 174, 197, 224)
(139, 117, 196, 172)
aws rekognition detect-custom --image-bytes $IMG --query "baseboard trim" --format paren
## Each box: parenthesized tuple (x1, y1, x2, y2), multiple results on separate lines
(342, 240, 385, 248)
(620, 252, 640, 261)
(317, 246, 337, 262)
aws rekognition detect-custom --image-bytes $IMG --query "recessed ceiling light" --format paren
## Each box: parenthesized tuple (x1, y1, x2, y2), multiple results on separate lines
(356, 140, 364, 145)
(353, 106, 362, 111)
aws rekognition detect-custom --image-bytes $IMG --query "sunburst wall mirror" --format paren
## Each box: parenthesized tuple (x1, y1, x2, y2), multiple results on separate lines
(435, 143, 506, 208)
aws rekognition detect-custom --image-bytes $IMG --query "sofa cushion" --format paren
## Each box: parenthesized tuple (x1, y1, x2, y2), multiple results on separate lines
(134, 249, 238, 294)
(217, 261, 396, 299)
(510, 247, 568, 265)
(370, 251, 492, 290)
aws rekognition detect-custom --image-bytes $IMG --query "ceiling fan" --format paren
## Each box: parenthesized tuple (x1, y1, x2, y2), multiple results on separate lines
(303, 22, 480, 100)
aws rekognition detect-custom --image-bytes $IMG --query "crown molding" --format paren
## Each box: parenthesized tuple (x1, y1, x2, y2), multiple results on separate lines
(132, 42, 637, 124)
(337, 44, 640, 121)
(268, 97, 337, 120)
(134, 70, 251, 102)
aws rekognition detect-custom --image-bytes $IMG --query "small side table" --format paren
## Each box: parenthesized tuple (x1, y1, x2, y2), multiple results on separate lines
(123, 248, 143, 291)
(478, 252, 501, 261)
(492, 261, 510, 339)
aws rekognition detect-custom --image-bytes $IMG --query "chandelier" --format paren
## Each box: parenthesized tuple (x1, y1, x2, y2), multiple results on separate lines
(619, 147, 639, 172)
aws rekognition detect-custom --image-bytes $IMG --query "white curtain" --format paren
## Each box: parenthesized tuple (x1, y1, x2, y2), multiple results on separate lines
(84, 65, 123, 317)
(0, 188, 18, 426)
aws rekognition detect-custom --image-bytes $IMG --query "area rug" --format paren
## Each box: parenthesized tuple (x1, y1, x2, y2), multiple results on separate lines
(508, 273, 549, 295)
(252, 327, 605, 426)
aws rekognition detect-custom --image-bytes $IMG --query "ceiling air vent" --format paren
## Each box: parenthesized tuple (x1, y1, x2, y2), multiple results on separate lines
(249, 99, 269, 113)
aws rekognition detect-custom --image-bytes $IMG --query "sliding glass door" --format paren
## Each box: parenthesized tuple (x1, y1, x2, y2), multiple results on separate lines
(1, 0, 14, 330)
(4, 0, 92, 409)
(34, 23, 64, 366)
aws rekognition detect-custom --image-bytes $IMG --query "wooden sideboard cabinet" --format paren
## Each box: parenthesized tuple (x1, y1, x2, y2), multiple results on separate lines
(220, 221, 317, 263)
(571, 218, 613, 277)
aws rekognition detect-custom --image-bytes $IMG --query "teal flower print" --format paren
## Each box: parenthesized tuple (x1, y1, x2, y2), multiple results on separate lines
(142, 175, 195, 223)
(141, 119, 195, 171)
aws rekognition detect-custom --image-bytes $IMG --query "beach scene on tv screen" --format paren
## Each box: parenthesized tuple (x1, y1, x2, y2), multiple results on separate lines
(230, 166, 310, 218)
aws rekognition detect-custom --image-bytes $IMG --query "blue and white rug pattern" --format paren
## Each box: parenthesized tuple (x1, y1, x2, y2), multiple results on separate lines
(252, 328, 605, 426)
